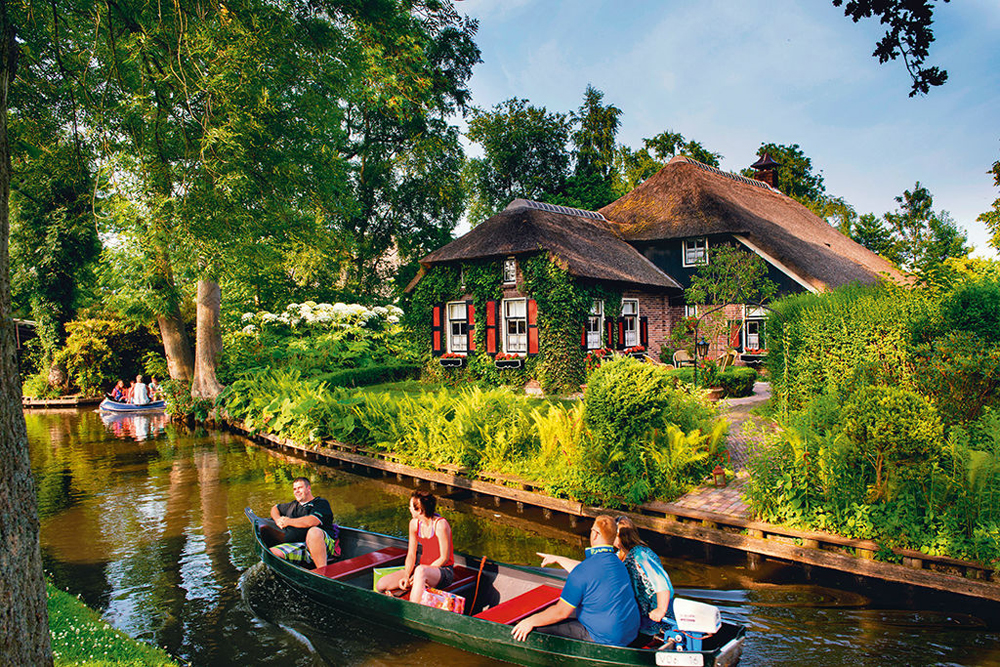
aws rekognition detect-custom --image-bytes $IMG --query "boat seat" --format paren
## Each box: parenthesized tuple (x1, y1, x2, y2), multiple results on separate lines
(443, 564, 478, 593)
(473, 584, 562, 624)
(314, 546, 407, 580)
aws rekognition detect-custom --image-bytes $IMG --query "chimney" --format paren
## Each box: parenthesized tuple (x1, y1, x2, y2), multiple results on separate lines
(750, 152, 780, 189)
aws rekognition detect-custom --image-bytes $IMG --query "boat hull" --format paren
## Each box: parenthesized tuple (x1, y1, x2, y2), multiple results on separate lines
(99, 398, 166, 413)
(245, 509, 744, 667)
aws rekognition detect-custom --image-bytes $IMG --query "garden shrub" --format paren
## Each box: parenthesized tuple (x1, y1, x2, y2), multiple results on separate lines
(717, 367, 758, 397)
(842, 385, 943, 502)
(50, 318, 161, 396)
(581, 356, 724, 505)
(663, 365, 757, 398)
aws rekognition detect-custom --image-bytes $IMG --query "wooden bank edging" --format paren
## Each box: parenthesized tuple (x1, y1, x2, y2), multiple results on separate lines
(226, 420, 1000, 603)
(23, 395, 103, 409)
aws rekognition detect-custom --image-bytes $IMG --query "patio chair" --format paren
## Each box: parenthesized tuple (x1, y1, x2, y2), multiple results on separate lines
(672, 349, 695, 368)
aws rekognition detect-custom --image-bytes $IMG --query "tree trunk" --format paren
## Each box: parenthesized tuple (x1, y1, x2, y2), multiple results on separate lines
(158, 308, 194, 382)
(0, 4, 54, 662)
(191, 279, 223, 400)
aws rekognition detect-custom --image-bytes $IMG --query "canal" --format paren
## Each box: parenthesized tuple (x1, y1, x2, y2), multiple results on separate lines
(28, 409, 1000, 666)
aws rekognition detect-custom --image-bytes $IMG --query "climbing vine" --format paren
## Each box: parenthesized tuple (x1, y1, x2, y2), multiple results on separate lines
(409, 254, 621, 394)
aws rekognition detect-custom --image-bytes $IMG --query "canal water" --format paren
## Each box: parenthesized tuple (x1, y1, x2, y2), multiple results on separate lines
(28, 409, 1000, 666)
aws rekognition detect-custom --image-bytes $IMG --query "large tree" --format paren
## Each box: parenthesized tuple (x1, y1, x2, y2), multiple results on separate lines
(558, 85, 621, 210)
(465, 98, 571, 224)
(743, 142, 827, 210)
(0, 0, 52, 662)
(883, 181, 969, 275)
(18, 0, 479, 392)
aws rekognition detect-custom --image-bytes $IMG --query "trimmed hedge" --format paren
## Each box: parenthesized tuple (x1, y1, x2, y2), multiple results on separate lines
(664, 365, 758, 398)
(316, 364, 420, 388)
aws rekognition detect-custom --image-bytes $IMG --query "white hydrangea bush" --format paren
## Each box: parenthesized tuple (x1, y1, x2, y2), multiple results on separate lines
(239, 301, 405, 332)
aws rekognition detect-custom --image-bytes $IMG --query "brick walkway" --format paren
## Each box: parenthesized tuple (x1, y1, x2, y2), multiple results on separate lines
(671, 382, 773, 518)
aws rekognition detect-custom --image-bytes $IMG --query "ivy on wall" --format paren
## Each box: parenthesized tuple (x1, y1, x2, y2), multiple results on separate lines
(408, 254, 622, 394)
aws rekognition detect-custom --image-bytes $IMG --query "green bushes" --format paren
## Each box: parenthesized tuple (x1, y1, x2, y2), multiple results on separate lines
(582, 357, 725, 504)
(663, 365, 758, 398)
(223, 359, 725, 507)
(749, 278, 1000, 566)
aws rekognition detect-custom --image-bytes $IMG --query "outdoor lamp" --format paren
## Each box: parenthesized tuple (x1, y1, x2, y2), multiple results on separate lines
(712, 464, 727, 488)
(696, 336, 709, 359)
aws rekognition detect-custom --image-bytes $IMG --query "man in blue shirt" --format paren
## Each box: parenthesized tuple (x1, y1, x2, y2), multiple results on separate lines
(512, 515, 640, 646)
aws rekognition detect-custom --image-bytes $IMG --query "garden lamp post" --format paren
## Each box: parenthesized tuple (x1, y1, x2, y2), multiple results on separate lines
(694, 335, 709, 386)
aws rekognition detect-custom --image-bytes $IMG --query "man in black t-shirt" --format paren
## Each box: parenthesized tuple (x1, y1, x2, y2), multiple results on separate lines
(266, 477, 340, 568)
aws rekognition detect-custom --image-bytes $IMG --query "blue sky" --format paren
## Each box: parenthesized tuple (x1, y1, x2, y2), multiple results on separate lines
(454, 0, 1000, 256)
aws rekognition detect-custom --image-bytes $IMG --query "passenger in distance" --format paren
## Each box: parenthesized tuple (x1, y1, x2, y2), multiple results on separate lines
(513, 515, 640, 646)
(376, 490, 455, 602)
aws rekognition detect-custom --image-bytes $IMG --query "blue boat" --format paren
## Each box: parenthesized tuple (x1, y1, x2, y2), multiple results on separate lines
(99, 397, 166, 413)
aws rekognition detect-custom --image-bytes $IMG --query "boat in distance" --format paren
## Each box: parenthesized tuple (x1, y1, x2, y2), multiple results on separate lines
(244, 508, 745, 666)
(98, 397, 166, 413)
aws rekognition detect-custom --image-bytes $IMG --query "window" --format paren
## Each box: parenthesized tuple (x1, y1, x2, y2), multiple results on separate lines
(743, 305, 765, 350)
(622, 299, 639, 347)
(503, 298, 527, 353)
(684, 304, 697, 318)
(503, 257, 517, 284)
(683, 238, 708, 267)
(586, 300, 604, 350)
(447, 302, 468, 352)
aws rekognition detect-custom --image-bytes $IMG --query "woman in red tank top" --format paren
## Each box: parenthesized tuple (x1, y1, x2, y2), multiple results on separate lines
(375, 490, 454, 602)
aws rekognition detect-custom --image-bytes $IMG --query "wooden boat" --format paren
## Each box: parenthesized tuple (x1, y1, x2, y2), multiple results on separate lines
(244, 508, 745, 666)
(98, 397, 166, 413)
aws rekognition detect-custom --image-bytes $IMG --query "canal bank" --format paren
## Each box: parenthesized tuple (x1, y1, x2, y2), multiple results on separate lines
(226, 411, 1000, 604)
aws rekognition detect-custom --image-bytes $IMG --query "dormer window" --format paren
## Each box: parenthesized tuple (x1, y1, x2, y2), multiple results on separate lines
(683, 238, 708, 267)
(503, 256, 517, 284)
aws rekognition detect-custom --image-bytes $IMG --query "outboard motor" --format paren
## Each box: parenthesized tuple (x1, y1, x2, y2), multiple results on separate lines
(661, 598, 721, 653)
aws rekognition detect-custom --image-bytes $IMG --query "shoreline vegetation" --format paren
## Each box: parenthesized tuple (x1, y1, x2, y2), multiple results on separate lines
(47, 581, 179, 666)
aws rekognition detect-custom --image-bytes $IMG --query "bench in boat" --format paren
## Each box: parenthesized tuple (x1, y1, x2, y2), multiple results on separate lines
(315, 546, 407, 579)
(443, 565, 477, 592)
(473, 584, 563, 624)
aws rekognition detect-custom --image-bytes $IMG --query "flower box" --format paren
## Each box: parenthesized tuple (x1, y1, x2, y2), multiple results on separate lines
(438, 354, 466, 368)
(494, 354, 523, 369)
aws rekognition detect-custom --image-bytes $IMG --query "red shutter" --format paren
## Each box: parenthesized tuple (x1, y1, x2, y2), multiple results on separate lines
(431, 304, 443, 356)
(617, 318, 625, 349)
(581, 324, 588, 349)
(527, 299, 539, 355)
(640, 316, 649, 348)
(605, 320, 614, 350)
(466, 301, 476, 353)
(730, 320, 742, 348)
(486, 300, 497, 354)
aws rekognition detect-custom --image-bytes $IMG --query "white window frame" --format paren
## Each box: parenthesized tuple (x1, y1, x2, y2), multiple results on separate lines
(684, 304, 697, 318)
(586, 300, 604, 350)
(621, 299, 639, 347)
(682, 238, 708, 267)
(502, 256, 517, 284)
(446, 301, 468, 353)
(503, 298, 527, 354)
(743, 305, 765, 350)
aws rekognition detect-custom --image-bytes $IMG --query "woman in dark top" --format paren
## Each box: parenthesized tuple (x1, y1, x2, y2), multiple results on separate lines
(376, 490, 454, 602)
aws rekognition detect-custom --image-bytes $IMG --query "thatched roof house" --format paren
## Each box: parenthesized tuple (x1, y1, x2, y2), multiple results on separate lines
(418, 199, 681, 290)
(600, 156, 902, 291)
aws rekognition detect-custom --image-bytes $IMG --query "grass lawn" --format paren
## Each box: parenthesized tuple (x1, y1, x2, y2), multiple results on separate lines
(48, 582, 179, 666)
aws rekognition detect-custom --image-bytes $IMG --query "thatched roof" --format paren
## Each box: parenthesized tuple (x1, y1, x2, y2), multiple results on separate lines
(599, 156, 903, 291)
(417, 199, 681, 290)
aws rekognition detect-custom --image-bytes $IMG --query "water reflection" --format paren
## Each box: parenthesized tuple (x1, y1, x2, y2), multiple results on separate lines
(100, 410, 169, 440)
(26, 409, 1000, 667)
